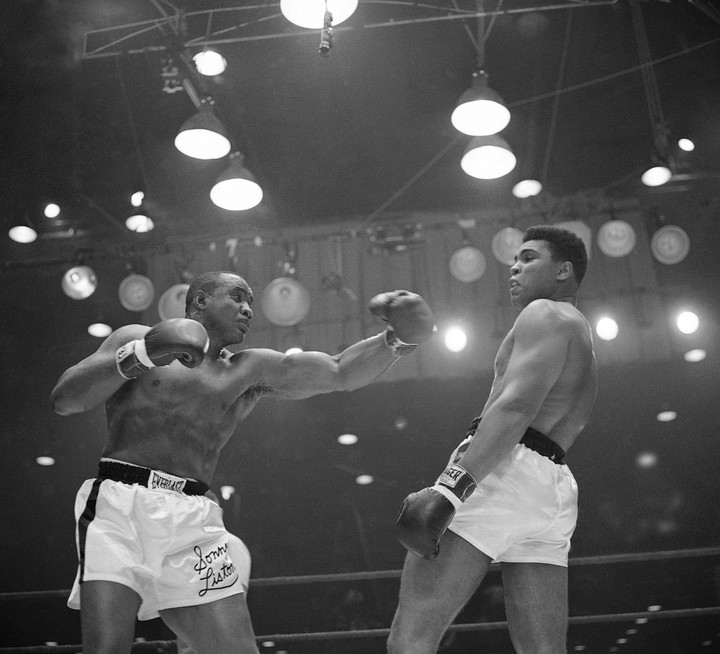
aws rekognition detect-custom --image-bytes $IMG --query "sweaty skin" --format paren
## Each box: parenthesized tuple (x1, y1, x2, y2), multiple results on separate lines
(51, 274, 400, 485)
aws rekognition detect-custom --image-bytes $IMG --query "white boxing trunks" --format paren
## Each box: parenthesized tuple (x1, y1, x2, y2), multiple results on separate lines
(67, 461, 251, 621)
(447, 439, 578, 567)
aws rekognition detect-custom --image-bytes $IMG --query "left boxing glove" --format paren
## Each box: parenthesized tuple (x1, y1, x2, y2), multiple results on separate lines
(369, 290, 436, 355)
(395, 463, 476, 559)
(116, 319, 209, 379)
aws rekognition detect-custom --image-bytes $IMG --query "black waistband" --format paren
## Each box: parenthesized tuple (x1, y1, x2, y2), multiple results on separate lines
(466, 417, 566, 465)
(97, 460, 210, 496)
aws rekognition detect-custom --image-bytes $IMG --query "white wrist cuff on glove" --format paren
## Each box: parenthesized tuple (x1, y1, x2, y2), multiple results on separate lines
(133, 339, 155, 368)
(431, 484, 463, 510)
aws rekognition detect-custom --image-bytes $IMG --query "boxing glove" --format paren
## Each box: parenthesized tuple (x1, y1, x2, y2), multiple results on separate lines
(395, 464, 477, 559)
(116, 319, 210, 379)
(368, 290, 436, 355)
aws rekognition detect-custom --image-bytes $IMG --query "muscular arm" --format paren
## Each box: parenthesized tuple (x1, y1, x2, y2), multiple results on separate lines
(238, 332, 400, 400)
(459, 301, 571, 482)
(50, 324, 149, 415)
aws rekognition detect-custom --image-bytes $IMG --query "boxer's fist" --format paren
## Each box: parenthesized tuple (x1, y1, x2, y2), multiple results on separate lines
(395, 488, 456, 559)
(368, 290, 435, 344)
(395, 464, 477, 559)
(116, 319, 209, 379)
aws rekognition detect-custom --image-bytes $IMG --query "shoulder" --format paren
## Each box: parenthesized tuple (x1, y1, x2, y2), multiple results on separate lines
(514, 300, 586, 340)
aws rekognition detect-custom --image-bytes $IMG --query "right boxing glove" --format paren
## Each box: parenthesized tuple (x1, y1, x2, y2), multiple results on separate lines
(116, 319, 209, 379)
(395, 464, 477, 559)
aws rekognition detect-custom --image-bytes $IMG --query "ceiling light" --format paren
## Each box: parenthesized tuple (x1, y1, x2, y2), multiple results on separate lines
(44, 203, 61, 218)
(641, 164, 672, 187)
(355, 474, 374, 485)
(676, 310, 699, 334)
(444, 326, 468, 353)
(650, 225, 690, 264)
(62, 265, 98, 300)
(656, 410, 676, 422)
(125, 212, 154, 232)
(193, 50, 227, 76)
(174, 98, 231, 160)
(36, 456, 55, 466)
(597, 220, 637, 258)
(491, 227, 524, 266)
(88, 321, 112, 338)
(118, 274, 155, 312)
(451, 71, 510, 136)
(449, 245, 486, 282)
(677, 138, 694, 152)
(461, 135, 516, 179)
(338, 433, 358, 445)
(512, 179, 542, 199)
(683, 348, 706, 363)
(210, 153, 263, 211)
(220, 485, 235, 500)
(596, 317, 619, 341)
(281, 0, 358, 29)
(8, 225, 37, 243)
(130, 191, 144, 207)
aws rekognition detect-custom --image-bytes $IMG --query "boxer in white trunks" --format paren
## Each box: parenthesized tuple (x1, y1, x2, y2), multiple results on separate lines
(390, 226, 597, 654)
(51, 271, 435, 654)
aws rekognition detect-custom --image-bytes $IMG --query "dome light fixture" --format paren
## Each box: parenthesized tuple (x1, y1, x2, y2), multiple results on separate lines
(62, 265, 98, 300)
(281, 0, 358, 29)
(174, 98, 231, 160)
(210, 153, 263, 211)
(451, 70, 510, 137)
(461, 134, 516, 179)
(641, 164, 672, 187)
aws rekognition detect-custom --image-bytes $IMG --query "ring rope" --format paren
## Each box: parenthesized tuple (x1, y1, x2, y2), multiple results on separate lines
(2, 546, 718, 603)
(0, 607, 718, 653)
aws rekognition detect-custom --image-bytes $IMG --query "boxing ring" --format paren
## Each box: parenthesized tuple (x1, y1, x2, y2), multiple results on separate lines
(2, 546, 719, 653)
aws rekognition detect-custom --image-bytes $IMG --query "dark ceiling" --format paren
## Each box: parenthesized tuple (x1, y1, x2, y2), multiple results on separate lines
(2, 0, 720, 260)
(2, 2, 720, 653)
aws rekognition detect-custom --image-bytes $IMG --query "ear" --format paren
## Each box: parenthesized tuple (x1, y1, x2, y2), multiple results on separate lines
(193, 290, 208, 310)
(557, 261, 573, 281)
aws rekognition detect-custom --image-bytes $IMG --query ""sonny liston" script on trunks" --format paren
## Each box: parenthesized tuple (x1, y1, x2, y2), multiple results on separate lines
(193, 541, 238, 597)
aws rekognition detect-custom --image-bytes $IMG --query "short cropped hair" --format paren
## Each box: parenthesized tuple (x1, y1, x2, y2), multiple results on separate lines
(185, 271, 241, 313)
(523, 225, 588, 285)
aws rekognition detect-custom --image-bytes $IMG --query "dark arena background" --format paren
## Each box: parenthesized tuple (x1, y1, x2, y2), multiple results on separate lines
(1, 1, 720, 652)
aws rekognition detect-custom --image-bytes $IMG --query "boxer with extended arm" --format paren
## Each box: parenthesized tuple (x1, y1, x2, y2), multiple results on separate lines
(51, 271, 435, 654)
(389, 226, 597, 654)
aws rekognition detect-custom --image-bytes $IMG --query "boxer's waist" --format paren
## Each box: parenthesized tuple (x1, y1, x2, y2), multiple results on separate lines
(98, 458, 210, 495)
(466, 417, 566, 465)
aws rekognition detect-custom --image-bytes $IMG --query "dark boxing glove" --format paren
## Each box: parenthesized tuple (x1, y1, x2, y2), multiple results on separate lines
(395, 463, 477, 559)
(116, 319, 210, 379)
(368, 290, 436, 356)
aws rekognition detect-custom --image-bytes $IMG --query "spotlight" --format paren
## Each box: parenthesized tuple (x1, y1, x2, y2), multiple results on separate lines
(677, 138, 694, 152)
(281, 0, 358, 28)
(193, 49, 227, 76)
(36, 456, 55, 466)
(119, 274, 155, 312)
(260, 277, 310, 327)
(597, 220, 636, 258)
(683, 348, 706, 363)
(641, 164, 671, 187)
(44, 203, 61, 218)
(62, 265, 98, 300)
(355, 474, 374, 485)
(130, 191, 144, 207)
(444, 326, 468, 353)
(210, 153, 263, 211)
(174, 98, 231, 160)
(512, 179, 542, 199)
(461, 135, 516, 179)
(451, 70, 510, 136)
(676, 310, 699, 334)
(650, 225, 690, 265)
(8, 225, 37, 243)
(220, 485, 235, 500)
(656, 410, 676, 422)
(88, 321, 112, 338)
(491, 227, 523, 266)
(338, 433, 358, 445)
(449, 245, 487, 282)
(595, 317, 618, 341)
